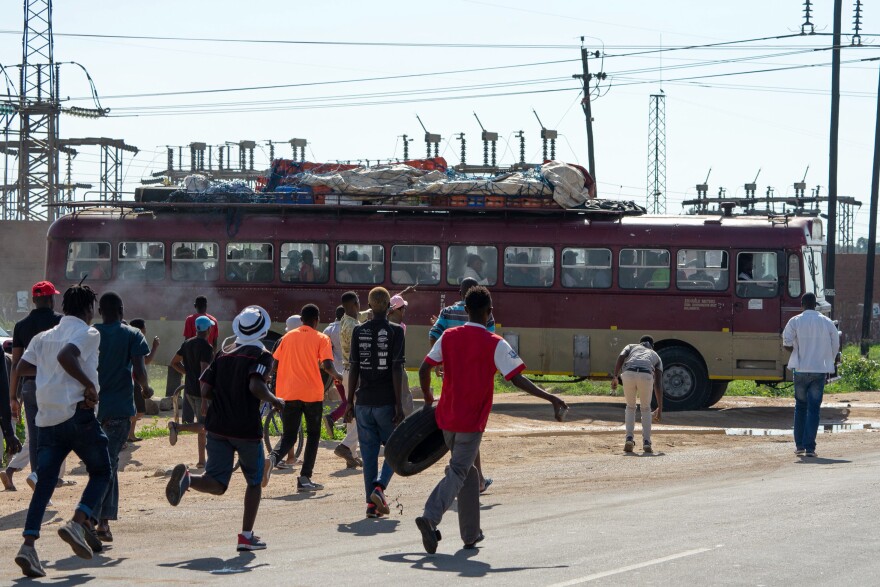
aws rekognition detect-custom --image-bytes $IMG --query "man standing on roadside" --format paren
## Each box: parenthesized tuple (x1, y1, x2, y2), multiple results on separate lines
(168, 316, 215, 468)
(92, 292, 153, 542)
(266, 304, 342, 492)
(333, 291, 362, 468)
(166, 305, 283, 552)
(12, 285, 111, 578)
(782, 293, 839, 458)
(415, 286, 568, 553)
(183, 296, 220, 349)
(345, 287, 405, 518)
(610, 335, 663, 454)
(3, 282, 64, 492)
(429, 277, 495, 493)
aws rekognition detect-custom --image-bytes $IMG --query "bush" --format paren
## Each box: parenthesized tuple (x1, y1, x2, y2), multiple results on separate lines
(838, 353, 880, 391)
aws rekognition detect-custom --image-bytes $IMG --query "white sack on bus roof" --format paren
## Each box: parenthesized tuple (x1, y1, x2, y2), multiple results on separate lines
(184, 174, 210, 193)
(298, 164, 552, 199)
(541, 161, 594, 208)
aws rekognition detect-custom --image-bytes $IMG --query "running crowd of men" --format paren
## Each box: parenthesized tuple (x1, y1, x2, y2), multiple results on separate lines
(0, 276, 837, 578)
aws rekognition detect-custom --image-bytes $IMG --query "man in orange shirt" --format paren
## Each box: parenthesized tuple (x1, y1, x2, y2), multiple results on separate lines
(264, 304, 342, 492)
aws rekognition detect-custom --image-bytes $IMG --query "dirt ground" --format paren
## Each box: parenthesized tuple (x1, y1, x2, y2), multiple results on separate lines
(1, 392, 878, 578)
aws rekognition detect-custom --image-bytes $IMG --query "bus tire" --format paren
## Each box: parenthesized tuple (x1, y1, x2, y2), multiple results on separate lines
(704, 381, 729, 408)
(657, 347, 709, 411)
(385, 405, 449, 477)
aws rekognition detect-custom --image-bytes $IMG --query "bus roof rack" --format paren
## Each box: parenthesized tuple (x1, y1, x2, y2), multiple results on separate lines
(50, 199, 643, 220)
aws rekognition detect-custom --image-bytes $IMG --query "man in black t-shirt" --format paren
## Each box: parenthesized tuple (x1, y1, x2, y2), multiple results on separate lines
(344, 287, 405, 519)
(168, 316, 216, 467)
(166, 306, 283, 553)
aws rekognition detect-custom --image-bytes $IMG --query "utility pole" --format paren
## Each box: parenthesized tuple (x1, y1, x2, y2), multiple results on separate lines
(826, 0, 843, 316)
(16, 0, 60, 221)
(573, 40, 601, 183)
(861, 61, 880, 356)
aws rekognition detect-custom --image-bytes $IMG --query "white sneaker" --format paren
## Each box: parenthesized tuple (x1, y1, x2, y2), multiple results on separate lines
(26, 472, 37, 491)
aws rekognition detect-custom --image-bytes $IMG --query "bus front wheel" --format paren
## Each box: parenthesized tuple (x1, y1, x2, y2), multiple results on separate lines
(657, 347, 709, 411)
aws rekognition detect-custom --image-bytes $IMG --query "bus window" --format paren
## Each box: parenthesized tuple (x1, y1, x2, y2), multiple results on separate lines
(336, 244, 385, 284)
(66, 242, 111, 281)
(447, 245, 497, 286)
(391, 245, 440, 285)
(504, 246, 553, 288)
(280, 243, 329, 284)
(118, 242, 165, 281)
(172, 242, 219, 281)
(676, 250, 728, 291)
(562, 248, 611, 288)
(226, 243, 273, 283)
(788, 254, 802, 297)
(619, 249, 670, 289)
(736, 252, 778, 298)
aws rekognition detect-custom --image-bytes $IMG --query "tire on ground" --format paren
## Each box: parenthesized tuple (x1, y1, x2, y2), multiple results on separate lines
(385, 405, 448, 477)
(704, 381, 729, 408)
(657, 346, 709, 411)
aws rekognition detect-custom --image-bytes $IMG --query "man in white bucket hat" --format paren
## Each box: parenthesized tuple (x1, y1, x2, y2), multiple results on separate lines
(166, 306, 284, 552)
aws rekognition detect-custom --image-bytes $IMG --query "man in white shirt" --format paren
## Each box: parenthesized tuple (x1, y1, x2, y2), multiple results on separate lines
(782, 293, 840, 458)
(13, 285, 111, 578)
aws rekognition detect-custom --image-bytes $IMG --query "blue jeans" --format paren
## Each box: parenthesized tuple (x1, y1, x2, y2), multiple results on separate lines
(94, 416, 131, 521)
(23, 408, 111, 538)
(355, 404, 395, 502)
(793, 372, 826, 452)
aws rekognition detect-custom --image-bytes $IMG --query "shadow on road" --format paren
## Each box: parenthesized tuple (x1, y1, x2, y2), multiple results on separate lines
(158, 551, 268, 574)
(492, 402, 856, 430)
(380, 550, 566, 577)
(795, 457, 852, 465)
(0, 507, 57, 530)
(338, 518, 400, 536)
(13, 572, 94, 586)
(52, 554, 127, 572)
(268, 492, 333, 502)
(329, 468, 361, 478)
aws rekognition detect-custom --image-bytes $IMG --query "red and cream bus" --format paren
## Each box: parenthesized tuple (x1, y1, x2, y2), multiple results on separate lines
(45, 202, 826, 410)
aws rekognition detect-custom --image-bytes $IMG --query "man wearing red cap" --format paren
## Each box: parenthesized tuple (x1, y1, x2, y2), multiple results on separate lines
(2, 282, 63, 492)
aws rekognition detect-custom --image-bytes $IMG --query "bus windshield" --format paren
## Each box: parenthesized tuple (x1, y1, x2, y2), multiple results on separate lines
(803, 246, 825, 300)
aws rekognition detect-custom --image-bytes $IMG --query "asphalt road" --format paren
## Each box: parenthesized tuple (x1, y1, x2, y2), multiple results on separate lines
(4, 441, 877, 586)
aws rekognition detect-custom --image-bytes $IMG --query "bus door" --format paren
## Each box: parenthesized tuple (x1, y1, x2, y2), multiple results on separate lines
(731, 250, 786, 379)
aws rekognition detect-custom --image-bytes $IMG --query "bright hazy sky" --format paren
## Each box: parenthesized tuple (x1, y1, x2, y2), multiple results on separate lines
(0, 1, 877, 239)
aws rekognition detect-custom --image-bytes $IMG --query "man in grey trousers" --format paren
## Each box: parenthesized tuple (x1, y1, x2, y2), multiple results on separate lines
(415, 285, 568, 553)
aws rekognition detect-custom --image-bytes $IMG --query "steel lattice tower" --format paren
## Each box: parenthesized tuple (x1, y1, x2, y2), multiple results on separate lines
(838, 200, 854, 252)
(14, 0, 59, 220)
(646, 93, 667, 214)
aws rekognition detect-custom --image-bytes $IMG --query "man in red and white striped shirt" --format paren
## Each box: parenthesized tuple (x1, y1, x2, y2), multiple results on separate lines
(415, 285, 568, 553)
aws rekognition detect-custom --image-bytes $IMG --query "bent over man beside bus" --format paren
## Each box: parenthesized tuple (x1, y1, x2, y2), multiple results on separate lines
(611, 335, 663, 454)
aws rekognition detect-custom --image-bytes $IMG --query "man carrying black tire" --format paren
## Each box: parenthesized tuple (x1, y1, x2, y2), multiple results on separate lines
(415, 285, 568, 553)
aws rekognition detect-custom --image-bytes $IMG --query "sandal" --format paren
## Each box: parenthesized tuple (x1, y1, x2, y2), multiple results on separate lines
(479, 478, 493, 494)
(96, 528, 114, 543)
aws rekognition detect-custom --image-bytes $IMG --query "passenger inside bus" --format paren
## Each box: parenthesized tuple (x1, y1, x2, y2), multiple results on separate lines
(282, 250, 302, 282)
(738, 254, 754, 281)
(561, 251, 583, 287)
(587, 250, 612, 288)
(299, 249, 316, 282)
(462, 253, 488, 284)
(337, 250, 362, 283)
(506, 252, 540, 287)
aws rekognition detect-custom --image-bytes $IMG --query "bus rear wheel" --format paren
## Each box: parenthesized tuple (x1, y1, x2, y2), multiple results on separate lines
(657, 347, 709, 411)
(704, 381, 729, 408)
